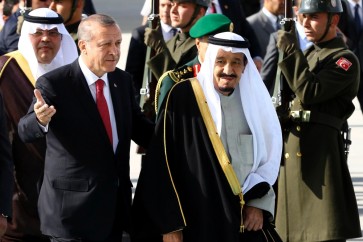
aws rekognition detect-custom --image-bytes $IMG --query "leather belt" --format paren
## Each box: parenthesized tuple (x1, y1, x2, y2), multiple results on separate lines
(289, 110, 344, 131)
(290, 110, 311, 122)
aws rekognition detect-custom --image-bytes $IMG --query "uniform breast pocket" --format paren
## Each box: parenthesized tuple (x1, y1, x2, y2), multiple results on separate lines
(237, 134, 254, 166)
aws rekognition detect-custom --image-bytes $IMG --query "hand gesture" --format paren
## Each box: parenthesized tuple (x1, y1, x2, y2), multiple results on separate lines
(277, 27, 298, 56)
(144, 25, 166, 53)
(34, 89, 56, 126)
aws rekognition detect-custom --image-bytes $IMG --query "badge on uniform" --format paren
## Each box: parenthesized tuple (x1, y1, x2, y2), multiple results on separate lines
(336, 57, 352, 71)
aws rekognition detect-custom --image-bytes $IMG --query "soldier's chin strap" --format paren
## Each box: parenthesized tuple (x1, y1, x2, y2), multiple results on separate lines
(317, 13, 334, 43)
(64, 0, 78, 24)
(180, 5, 203, 30)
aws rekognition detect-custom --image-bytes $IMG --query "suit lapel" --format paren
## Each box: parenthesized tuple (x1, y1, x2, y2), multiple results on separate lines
(260, 12, 275, 34)
(69, 60, 113, 148)
(108, 72, 123, 143)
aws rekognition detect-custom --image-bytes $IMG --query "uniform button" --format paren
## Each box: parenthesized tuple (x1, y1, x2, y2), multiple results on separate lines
(296, 125, 301, 131)
(284, 153, 290, 159)
(297, 152, 302, 157)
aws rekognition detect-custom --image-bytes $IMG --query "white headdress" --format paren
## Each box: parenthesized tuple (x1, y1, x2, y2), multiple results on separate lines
(197, 32, 282, 193)
(18, 8, 78, 79)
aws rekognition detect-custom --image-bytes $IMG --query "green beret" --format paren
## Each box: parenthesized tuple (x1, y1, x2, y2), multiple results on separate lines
(190, 14, 233, 38)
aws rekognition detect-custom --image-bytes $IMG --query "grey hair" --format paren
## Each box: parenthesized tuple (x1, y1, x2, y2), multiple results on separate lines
(77, 14, 118, 42)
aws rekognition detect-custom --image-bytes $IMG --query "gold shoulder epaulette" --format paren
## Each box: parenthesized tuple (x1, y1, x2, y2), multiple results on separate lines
(170, 66, 194, 82)
(155, 70, 174, 114)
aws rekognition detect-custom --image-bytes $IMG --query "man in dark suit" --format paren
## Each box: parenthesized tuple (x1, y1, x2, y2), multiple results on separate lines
(18, 14, 154, 242)
(211, 0, 263, 70)
(0, 92, 13, 239)
(247, 0, 284, 58)
(340, 0, 363, 115)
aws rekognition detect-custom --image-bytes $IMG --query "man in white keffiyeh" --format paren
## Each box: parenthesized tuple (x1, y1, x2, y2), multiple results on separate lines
(197, 30, 282, 226)
(0, 7, 77, 241)
(19, 7, 78, 79)
(131, 31, 282, 242)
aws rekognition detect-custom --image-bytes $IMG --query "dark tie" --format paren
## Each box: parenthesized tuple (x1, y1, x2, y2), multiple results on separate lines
(171, 28, 177, 36)
(355, 3, 362, 35)
(96, 79, 112, 145)
(275, 16, 282, 30)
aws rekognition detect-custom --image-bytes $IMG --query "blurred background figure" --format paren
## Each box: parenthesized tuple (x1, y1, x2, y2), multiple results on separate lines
(49, 0, 86, 52)
(82, 0, 95, 15)
(126, 0, 175, 104)
(247, 0, 284, 59)
(0, 0, 19, 30)
(0, 0, 4, 29)
(340, 0, 363, 116)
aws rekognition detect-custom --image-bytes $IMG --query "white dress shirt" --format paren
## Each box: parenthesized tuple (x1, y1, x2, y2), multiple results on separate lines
(79, 57, 118, 152)
(262, 7, 280, 30)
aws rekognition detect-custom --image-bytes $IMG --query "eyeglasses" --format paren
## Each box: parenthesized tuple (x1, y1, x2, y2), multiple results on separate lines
(31, 30, 62, 38)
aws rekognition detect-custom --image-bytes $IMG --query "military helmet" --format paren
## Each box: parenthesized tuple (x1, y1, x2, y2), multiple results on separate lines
(171, 0, 211, 7)
(298, 0, 343, 14)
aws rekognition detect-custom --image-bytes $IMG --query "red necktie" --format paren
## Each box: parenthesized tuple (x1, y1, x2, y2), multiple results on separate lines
(96, 79, 112, 145)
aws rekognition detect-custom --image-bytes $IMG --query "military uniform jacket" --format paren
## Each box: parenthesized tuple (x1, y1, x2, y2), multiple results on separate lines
(147, 33, 197, 80)
(276, 37, 362, 241)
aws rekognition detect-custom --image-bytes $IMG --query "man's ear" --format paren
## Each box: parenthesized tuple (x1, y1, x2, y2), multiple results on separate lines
(331, 14, 340, 27)
(195, 38, 201, 51)
(78, 39, 86, 54)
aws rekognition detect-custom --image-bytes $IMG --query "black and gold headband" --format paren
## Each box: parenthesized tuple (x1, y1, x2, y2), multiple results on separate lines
(208, 36, 250, 48)
(24, 11, 64, 24)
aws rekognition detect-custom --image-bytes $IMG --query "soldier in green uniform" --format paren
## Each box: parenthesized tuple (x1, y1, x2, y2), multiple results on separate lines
(275, 0, 362, 241)
(155, 13, 233, 117)
(145, 0, 210, 80)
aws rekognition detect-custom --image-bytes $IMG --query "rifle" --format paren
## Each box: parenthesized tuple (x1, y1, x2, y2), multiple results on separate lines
(139, 0, 160, 118)
(272, 0, 295, 127)
(137, 0, 160, 154)
(17, 0, 32, 34)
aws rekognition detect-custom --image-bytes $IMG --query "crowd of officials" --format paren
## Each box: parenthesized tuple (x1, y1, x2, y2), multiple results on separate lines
(0, 0, 362, 241)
